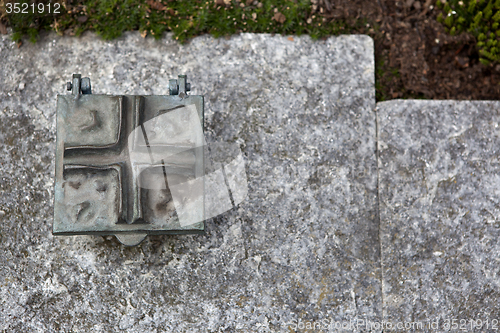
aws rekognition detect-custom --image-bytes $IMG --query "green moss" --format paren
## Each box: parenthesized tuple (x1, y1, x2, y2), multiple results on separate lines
(2, 0, 353, 45)
(375, 58, 402, 102)
(437, 0, 500, 65)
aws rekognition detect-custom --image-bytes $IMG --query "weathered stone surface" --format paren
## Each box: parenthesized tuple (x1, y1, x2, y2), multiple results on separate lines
(377, 100, 500, 328)
(0, 32, 378, 331)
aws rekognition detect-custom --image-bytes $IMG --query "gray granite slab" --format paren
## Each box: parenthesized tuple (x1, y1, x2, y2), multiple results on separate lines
(0, 31, 378, 331)
(377, 100, 500, 330)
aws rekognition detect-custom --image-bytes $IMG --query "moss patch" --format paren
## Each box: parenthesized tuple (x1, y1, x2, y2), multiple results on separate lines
(2, 0, 354, 44)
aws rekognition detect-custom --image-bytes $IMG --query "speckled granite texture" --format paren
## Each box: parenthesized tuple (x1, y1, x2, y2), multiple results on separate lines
(0, 32, 378, 331)
(377, 100, 500, 328)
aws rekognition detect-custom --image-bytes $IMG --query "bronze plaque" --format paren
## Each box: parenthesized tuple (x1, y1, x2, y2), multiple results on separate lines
(53, 75, 204, 245)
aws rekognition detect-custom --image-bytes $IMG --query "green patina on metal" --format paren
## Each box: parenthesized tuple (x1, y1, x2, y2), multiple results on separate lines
(53, 74, 205, 246)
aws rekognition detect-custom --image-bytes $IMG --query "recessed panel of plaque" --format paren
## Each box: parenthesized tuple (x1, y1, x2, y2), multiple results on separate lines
(53, 74, 205, 245)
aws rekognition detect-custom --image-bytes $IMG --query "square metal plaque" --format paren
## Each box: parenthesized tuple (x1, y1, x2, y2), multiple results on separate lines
(53, 75, 205, 245)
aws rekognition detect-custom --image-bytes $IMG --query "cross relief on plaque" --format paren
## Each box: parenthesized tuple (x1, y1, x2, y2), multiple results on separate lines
(53, 75, 205, 245)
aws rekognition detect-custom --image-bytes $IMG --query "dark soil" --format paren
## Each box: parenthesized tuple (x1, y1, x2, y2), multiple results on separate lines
(318, 0, 500, 100)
